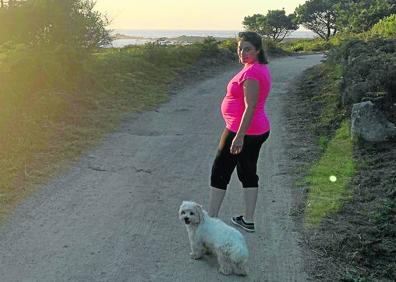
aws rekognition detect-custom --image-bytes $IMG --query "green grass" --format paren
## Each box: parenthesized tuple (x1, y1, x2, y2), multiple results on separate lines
(304, 63, 344, 150)
(304, 120, 355, 227)
(315, 63, 343, 127)
(279, 38, 331, 53)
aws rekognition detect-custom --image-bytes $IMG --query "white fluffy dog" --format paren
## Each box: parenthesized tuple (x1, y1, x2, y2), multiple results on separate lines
(178, 201, 249, 276)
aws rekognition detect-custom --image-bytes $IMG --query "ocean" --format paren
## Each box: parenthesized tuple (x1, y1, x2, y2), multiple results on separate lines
(110, 29, 316, 48)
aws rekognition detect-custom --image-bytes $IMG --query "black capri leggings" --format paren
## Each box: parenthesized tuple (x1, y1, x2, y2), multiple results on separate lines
(210, 129, 270, 190)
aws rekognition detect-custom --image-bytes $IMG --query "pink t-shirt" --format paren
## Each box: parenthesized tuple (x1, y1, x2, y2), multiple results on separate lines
(221, 62, 271, 135)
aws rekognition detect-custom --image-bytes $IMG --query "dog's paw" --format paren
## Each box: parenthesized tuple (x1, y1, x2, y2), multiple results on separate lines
(190, 252, 202, 260)
(234, 262, 248, 276)
(218, 265, 232, 275)
(235, 267, 248, 276)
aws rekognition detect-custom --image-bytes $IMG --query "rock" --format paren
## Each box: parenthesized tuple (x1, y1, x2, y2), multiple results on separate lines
(351, 101, 396, 142)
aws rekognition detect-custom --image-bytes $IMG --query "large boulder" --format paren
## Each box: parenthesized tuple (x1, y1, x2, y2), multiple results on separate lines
(351, 101, 396, 142)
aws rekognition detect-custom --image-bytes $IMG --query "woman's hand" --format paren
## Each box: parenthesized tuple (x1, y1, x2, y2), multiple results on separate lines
(230, 135, 244, 155)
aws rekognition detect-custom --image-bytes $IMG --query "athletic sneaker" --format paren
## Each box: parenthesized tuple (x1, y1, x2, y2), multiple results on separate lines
(231, 215, 255, 232)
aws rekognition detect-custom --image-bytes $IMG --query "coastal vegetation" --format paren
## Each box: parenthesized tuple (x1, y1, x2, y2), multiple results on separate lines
(244, 0, 395, 43)
(265, 0, 395, 224)
(274, 1, 395, 280)
(293, 9, 395, 227)
(0, 0, 233, 219)
(234, 0, 396, 280)
(0, 0, 395, 280)
(289, 52, 395, 281)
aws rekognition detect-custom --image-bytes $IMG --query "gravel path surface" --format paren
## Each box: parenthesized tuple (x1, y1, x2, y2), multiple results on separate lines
(0, 54, 324, 282)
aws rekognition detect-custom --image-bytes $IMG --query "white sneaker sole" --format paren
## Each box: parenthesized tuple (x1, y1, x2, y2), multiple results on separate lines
(231, 218, 255, 233)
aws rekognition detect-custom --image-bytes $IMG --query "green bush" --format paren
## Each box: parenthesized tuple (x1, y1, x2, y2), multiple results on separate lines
(280, 38, 331, 53)
(218, 38, 237, 54)
(262, 39, 290, 57)
(367, 14, 396, 39)
(336, 0, 396, 34)
(197, 36, 220, 57)
(327, 32, 360, 46)
(327, 38, 396, 110)
(0, 43, 88, 93)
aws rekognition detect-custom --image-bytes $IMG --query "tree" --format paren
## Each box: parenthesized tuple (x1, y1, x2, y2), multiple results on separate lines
(243, 9, 298, 42)
(0, 0, 111, 49)
(264, 10, 299, 42)
(335, 0, 396, 33)
(294, 0, 338, 41)
(243, 14, 266, 35)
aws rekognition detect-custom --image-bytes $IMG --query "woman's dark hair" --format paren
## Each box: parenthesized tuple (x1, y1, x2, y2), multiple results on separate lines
(237, 31, 268, 64)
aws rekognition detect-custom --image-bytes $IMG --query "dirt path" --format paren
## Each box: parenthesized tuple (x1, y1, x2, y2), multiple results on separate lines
(0, 54, 324, 282)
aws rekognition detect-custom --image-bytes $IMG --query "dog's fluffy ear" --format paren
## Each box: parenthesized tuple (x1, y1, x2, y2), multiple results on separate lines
(178, 201, 187, 216)
(193, 203, 204, 224)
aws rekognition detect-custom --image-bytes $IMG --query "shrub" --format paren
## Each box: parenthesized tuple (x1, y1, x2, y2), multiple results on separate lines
(367, 14, 396, 39)
(218, 38, 237, 54)
(199, 36, 220, 56)
(280, 38, 331, 53)
(0, 43, 88, 93)
(326, 38, 396, 124)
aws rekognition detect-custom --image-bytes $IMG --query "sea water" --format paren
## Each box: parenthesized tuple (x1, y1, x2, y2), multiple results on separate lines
(110, 29, 316, 48)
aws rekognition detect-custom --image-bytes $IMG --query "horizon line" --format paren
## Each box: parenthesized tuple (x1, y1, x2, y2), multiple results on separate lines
(109, 27, 312, 32)
(110, 27, 241, 31)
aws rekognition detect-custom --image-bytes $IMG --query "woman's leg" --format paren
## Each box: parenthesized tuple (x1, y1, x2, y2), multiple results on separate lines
(236, 131, 270, 223)
(208, 129, 239, 217)
(243, 188, 258, 223)
(208, 187, 226, 217)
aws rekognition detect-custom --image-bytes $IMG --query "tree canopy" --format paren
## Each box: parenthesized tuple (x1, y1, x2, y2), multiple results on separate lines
(0, 0, 111, 49)
(294, 0, 396, 39)
(335, 0, 396, 33)
(243, 9, 298, 42)
(294, 0, 338, 41)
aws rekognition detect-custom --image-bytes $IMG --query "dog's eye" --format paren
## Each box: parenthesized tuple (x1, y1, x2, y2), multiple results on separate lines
(181, 211, 185, 215)
(190, 212, 194, 216)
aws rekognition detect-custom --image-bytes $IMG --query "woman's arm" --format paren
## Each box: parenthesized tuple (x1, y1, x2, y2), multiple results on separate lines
(230, 79, 259, 155)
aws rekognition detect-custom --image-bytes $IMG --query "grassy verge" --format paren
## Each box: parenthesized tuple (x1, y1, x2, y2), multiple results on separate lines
(293, 41, 395, 280)
(304, 120, 355, 227)
(299, 61, 355, 227)
(0, 42, 226, 221)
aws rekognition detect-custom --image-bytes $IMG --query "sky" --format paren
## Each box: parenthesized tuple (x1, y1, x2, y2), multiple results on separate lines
(95, 0, 308, 30)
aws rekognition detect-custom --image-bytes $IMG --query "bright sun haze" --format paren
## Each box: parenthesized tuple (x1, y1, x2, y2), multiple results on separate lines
(95, 0, 308, 30)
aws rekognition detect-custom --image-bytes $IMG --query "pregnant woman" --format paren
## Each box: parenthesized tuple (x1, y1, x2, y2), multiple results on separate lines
(208, 31, 272, 233)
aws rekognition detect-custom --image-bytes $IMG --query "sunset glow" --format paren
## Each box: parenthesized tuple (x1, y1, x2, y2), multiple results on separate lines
(95, 0, 308, 30)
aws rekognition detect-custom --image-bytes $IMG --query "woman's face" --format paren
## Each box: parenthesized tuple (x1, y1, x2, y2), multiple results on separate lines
(237, 39, 259, 65)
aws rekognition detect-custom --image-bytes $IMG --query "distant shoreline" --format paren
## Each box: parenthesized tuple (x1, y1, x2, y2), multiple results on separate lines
(111, 33, 232, 43)
(111, 31, 316, 47)
(112, 33, 147, 40)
